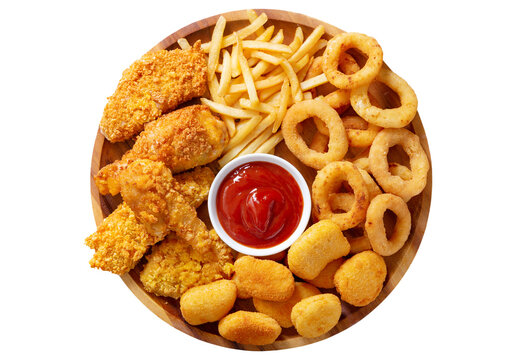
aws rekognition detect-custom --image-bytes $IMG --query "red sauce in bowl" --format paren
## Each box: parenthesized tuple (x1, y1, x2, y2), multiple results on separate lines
(216, 161, 303, 249)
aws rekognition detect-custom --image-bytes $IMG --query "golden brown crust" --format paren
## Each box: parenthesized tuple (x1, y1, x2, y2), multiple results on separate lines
(291, 294, 342, 338)
(307, 258, 344, 289)
(100, 43, 207, 142)
(84, 203, 160, 274)
(140, 231, 234, 299)
(218, 311, 282, 345)
(94, 105, 228, 195)
(171, 166, 214, 208)
(234, 256, 295, 302)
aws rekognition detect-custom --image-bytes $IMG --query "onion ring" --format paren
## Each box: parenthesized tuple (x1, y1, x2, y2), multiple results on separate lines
(312, 161, 369, 230)
(309, 131, 329, 153)
(282, 99, 348, 169)
(389, 162, 412, 180)
(322, 32, 383, 90)
(365, 193, 411, 256)
(351, 67, 418, 128)
(369, 128, 429, 201)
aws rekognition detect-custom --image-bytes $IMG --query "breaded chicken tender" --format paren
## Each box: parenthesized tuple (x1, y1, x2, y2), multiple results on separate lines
(253, 282, 321, 328)
(95, 105, 228, 196)
(218, 311, 282, 346)
(288, 220, 350, 280)
(100, 42, 207, 142)
(171, 167, 214, 208)
(140, 231, 234, 299)
(233, 256, 295, 302)
(180, 280, 237, 325)
(85, 203, 159, 275)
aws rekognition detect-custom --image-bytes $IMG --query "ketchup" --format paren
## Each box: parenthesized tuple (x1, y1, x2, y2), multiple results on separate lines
(216, 161, 303, 249)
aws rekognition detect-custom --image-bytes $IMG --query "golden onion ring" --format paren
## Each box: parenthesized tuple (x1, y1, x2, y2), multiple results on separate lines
(351, 67, 418, 128)
(322, 32, 383, 90)
(282, 99, 348, 169)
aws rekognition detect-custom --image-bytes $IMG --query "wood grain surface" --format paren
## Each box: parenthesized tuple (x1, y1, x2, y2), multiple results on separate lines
(90, 9, 433, 350)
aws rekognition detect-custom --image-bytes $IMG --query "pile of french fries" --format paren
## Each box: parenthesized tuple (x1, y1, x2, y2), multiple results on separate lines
(178, 10, 330, 167)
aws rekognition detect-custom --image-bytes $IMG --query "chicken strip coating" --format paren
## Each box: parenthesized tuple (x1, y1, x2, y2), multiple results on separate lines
(85, 203, 160, 275)
(100, 42, 207, 142)
(140, 230, 234, 299)
(85, 167, 212, 275)
(95, 105, 228, 196)
(118, 159, 216, 254)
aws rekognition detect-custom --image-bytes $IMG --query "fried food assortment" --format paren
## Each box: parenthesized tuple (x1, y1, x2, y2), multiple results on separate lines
(287, 220, 350, 280)
(334, 251, 387, 307)
(218, 311, 282, 346)
(87, 9, 431, 346)
(291, 294, 342, 338)
(253, 282, 321, 328)
(233, 256, 295, 302)
(95, 105, 228, 196)
(100, 43, 207, 142)
(180, 279, 237, 325)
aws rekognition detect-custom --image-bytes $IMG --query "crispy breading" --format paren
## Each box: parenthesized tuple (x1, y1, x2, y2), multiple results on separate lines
(140, 231, 234, 299)
(85, 203, 160, 275)
(118, 159, 216, 252)
(95, 105, 228, 196)
(100, 42, 207, 142)
(218, 311, 282, 346)
(171, 166, 214, 208)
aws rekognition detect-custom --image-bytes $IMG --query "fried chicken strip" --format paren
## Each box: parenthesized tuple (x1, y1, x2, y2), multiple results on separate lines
(140, 230, 234, 299)
(85, 166, 213, 274)
(118, 159, 215, 253)
(100, 42, 207, 142)
(95, 105, 228, 196)
(85, 203, 160, 275)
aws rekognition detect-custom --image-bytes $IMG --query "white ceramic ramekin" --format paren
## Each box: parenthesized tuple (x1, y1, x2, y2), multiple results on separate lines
(208, 154, 311, 256)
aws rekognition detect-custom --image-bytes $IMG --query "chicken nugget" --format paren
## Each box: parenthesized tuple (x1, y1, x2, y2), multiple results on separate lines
(287, 220, 350, 280)
(334, 250, 387, 307)
(253, 282, 321, 328)
(291, 294, 342, 338)
(307, 258, 344, 289)
(234, 256, 295, 302)
(180, 280, 237, 325)
(218, 311, 281, 345)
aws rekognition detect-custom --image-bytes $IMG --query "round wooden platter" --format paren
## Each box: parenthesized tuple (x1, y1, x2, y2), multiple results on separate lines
(90, 9, 433, 351)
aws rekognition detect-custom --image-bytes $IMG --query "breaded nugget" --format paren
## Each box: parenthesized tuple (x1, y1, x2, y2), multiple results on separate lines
(334, 250, 387, 307)
(253, 282, 321, 328)
(307, 258, 344, 289)
(140, 230, 234, 299)
(291, 294, 342, 338)
(100, 43, 207, 142)
(84, 203, 159, 275)
(180, 280, 237, 325)
(233, 256, 295, 302)
(218, 311, 282, 345)
(288, 220, 350, 280)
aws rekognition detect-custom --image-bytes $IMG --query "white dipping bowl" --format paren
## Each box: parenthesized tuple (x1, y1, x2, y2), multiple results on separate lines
(208, 154, 311, 257)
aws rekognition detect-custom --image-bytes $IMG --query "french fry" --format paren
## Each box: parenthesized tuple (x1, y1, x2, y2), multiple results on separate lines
(246, 9, 266, 36)
(285, 27, 304, 56)
(229, 73, 286, 93)
(255, 25, 275, 42)
(236, 35, 259, 106)
(177, 38, 191, 50)
(259, 83, 283, 102)
(239, 98, 276, 113)
(207, 16, 226, 81)
(303, 91, 314, 100)
(207, 76, 236, 137)
(273, 79, 290, 132)
(297, 56, 314, 81)
(225, 115, 263, 151)
(201, 98, 258, 118)
(242, 41, 292, 53)
(202, 13, 268, 51)
(217, 49, 232, 96)
(238, 127, 274, 156)
(280, 59, 303, 102)
(288, 25, 325, 65)
(250, 51, 282, 65)
(255, 132, 284, 153)
(300, 73, 329, 92)
(230, 44, 241, 78)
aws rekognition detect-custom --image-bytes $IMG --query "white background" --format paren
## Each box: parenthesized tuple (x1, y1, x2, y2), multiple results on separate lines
(1, 0, 518, 359)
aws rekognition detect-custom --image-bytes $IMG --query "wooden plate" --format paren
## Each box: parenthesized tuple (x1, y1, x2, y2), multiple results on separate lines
(90, 9, 433, 351)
